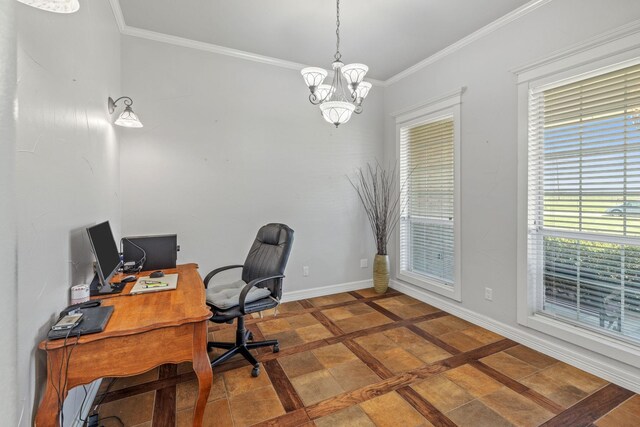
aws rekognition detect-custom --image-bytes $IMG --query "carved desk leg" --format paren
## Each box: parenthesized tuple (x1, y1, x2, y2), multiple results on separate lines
(35, 349, 65, 427)
(192, 321, 213, 427)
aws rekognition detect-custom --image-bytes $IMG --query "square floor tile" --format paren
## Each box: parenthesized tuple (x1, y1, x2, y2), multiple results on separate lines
(416, 315, 473, 337)
(459, 326, 503, 344)
(99, 391, 155, 426)
(315, 405, 376, 427)
(480, 387, 554, 427)
(177, 375, 226, 411)
(223, 365, 272, 396)
(504, 345, 557, 369)
(377, 347, 425, 373)
(411, 374, 475, 413)
(354, 288, 383, 298)
(336, 312, 393, 333)
(438, 330, 484, 352)
(447, 399, 514, 427)
(309, 293, 357, 307)
(519, 372, 588, 408)
(329, 359, 381, 391)
(296, 323, 334, 342)
(178, 398, 234, 427)
(354, 332, 398, 354)
(312, 342, 359, 368)
(360, 391, 433, 427)
(257, 318, 292, 335)
(480, 352, 540, 380)
(279, 351, 324, 378)
(444, 365, 503, 398)
(290, 369, 345, 406)
(287, 313, 320, 329)
(228, 385, 285, 427)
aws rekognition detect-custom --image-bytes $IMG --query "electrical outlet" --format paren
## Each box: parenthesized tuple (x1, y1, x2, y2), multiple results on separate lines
(303, 266, 309, 277)
(484, 287, 493, 301)
(360, 258, 368, 268)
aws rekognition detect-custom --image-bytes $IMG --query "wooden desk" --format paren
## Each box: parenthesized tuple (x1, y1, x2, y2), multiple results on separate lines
(35, 264, 212, 427)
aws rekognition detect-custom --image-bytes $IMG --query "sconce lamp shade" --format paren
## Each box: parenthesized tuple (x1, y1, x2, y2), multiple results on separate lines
(17, 0, 80, 13)
(114, 106, 143, 128)
(108, 96, 143, 128)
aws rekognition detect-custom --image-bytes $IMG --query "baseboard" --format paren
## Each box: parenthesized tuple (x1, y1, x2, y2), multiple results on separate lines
(390, 279, 640, 394)
(70, 378, 102, 427)
(282, 279, 372, 303)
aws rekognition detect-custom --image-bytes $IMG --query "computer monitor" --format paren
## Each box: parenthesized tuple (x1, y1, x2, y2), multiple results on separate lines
(122, 234, 178, 272)
(87, 221, 122, 295)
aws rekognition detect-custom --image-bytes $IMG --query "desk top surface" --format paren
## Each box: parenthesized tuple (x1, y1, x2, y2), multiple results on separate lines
(40, 263, 211, 350)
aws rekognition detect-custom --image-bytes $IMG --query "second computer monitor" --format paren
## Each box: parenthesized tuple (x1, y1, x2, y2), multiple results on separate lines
(122, 234, 178, 271)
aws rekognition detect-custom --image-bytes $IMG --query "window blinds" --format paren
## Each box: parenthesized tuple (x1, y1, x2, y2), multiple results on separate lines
(528, 62, 640, 344)
(400, 118, 455, 285)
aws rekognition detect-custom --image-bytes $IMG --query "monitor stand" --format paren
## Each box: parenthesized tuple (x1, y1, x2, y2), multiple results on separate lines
(89, 273, 124, 296)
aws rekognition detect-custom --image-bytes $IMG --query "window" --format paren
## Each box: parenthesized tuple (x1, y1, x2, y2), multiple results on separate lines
(395, 92, 461, 301)
(527, 62, 640, 346)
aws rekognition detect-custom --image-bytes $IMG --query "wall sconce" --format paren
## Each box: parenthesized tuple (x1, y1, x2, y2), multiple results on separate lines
(17, 0, 80, 13)
(108, 96, 143, 128)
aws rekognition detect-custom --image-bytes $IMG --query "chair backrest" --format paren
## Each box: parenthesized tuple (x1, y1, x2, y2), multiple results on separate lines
(242, 223, 294, 298)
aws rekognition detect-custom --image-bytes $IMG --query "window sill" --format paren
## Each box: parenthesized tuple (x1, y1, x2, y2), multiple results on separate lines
(397, 270, 461, 302)
(520, 312, 640, 367)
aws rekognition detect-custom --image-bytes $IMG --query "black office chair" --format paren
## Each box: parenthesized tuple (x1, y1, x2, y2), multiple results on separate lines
(203, 223, 294, 377)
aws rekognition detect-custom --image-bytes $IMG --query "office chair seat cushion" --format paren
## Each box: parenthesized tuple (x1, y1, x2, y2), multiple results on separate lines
(206, 280, 271, 310)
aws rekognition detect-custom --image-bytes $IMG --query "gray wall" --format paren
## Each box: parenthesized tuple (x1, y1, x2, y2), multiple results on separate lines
(0, 0, 17, 423)
(15, 0, 121, 423)
(384, 0, 640, 385)
(119, 36, 384, 292)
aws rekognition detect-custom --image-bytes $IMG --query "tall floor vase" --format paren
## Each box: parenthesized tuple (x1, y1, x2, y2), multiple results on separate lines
(373, 254, 390, 294)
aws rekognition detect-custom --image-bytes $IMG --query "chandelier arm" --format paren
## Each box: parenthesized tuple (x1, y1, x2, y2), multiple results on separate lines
(309, 93, 322, 105)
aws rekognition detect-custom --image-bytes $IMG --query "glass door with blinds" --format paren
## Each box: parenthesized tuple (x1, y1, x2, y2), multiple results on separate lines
(399, 117, 456, 289)
(527, 62, 640, 345)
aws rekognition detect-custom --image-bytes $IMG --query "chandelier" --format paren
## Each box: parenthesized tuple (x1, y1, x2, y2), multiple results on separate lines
(300, 0, 371, 127)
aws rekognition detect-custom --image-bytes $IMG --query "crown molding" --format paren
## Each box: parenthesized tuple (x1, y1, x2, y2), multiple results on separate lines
(107, 0, 126, 32)
(512, 18, 640, 82)
(108, 0, 551, 88)
(384, 0, 552, 86)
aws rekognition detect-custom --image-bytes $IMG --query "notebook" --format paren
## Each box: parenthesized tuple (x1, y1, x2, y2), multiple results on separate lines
(130, 273, 179, 295)
(48, 306, 114, 340)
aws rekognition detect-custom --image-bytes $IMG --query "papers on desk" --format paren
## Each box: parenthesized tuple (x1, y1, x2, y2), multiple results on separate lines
(130, 273, 179, 295)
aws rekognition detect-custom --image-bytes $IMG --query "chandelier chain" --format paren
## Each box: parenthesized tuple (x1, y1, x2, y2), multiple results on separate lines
(335, 0, 341, 61)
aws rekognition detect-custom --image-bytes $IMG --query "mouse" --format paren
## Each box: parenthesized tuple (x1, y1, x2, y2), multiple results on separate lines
(150, 271, 165, 278)
(121, 275, 137, 283)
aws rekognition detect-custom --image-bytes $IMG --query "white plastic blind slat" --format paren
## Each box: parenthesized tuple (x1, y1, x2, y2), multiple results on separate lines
(528, 62, 640, 345)
(400, 118, 455, 285)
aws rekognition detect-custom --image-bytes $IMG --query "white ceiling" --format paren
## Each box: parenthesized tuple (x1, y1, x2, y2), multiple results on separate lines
(118, 0, 533, 81)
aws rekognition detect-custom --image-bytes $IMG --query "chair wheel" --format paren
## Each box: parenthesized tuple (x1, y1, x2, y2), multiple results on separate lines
(251, 365, 260, 377)
(247, 331, 254, 341)
(273, 343, 280, 353)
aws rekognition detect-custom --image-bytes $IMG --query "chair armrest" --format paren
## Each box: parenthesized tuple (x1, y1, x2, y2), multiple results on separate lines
(238, 275, 285, 314)
(203, 264, 244, 288)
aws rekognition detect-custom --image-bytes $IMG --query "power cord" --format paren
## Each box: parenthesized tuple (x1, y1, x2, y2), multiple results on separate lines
(120, 238, 147, 273)
(45, 326, 81, 426)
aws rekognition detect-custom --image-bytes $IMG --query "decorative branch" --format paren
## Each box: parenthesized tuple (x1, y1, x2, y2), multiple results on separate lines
(348, 162, 410, 255)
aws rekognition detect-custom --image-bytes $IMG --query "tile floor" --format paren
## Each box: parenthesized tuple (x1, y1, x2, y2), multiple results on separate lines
(91, 288, 640, 426)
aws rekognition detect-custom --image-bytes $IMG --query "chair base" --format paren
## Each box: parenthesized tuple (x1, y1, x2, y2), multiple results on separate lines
(208, 316, 279, 377)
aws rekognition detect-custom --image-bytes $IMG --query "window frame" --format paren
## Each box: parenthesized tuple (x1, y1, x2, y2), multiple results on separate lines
(395, 91, 462, 301)
(517, 33, 640, 365)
